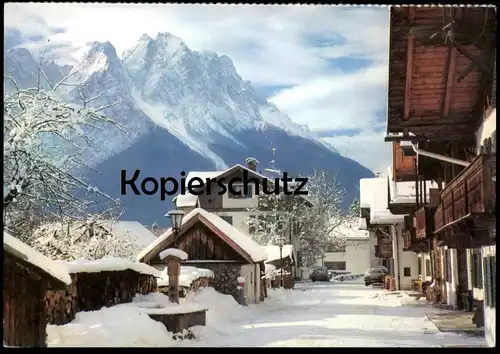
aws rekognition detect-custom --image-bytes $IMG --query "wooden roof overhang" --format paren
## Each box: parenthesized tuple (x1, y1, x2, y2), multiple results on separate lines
(386, 7, 496, 142)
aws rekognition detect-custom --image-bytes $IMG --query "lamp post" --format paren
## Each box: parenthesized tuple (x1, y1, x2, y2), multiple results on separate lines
(278, 235, 284, 288)
(166, 209, 185, 247)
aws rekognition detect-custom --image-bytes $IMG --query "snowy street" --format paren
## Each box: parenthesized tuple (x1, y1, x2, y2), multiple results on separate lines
(181, 280, 487, 347)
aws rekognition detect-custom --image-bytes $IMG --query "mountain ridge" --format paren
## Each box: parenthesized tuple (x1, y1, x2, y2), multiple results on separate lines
(4, 31, 374, 226)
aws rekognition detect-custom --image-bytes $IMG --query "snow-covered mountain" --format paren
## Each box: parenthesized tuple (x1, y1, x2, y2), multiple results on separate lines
(4, 32, 374, 226)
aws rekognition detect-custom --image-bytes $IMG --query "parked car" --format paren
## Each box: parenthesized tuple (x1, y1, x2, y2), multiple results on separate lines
(364, 268, 387, 286)
(310, 266, 330, 282)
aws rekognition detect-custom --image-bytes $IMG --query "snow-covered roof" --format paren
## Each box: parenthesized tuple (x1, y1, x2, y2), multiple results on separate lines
(359, 178, 381, 209)
(95, 220, 158, 247)
(174, 164, 312, 208)
(264, 245, 295, 263)
(387, 167, 439, 205)
(331, 224, 369, 240)
(3, 232, 72, 286)
(360, 176, 405, 225)
(56, 257, 161, 277)
(137, 208, 268, 264)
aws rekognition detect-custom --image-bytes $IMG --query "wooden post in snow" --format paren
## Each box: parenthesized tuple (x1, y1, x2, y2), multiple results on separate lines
(165, 256, 181, 304)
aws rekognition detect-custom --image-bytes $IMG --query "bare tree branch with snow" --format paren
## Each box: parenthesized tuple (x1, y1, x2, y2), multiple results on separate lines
(3, 47, 124, 244)
(244, 170, 358, 268)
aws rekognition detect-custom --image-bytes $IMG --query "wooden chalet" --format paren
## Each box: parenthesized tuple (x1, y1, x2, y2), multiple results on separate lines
(385, 6, 496, 316)
(3, 232, 72, 347)
(137, 208, 268, 304)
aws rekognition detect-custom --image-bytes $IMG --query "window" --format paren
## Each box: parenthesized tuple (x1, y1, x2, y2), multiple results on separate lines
(403, 267, 411, 277)
(484, 255, 496, 309)
(417, 258, 422, 276)
(220, 216, 233, 225)
(325, 261, 346, 270)
(325, 243, 346, 253)
(228, 183, 252, 199)
(471, 249, 483, 289)
(425, 259, 431, 277)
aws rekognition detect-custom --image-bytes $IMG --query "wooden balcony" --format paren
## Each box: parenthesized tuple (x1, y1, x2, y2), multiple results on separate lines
(415, 206, 437, 239)
(434, 154, 496, 247)
(402, 220, 429, 253)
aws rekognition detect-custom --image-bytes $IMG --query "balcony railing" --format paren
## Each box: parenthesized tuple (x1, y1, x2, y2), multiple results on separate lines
(415, 206, 437, 239)
(434, 154, 496, 232)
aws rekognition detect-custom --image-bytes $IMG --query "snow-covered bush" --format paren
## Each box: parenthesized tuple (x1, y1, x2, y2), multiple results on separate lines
(31, 222, 143, 261)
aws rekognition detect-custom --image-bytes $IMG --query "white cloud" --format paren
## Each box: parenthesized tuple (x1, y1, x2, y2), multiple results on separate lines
(4, 3, 391, 170)
(269, 64, 388, 132)
(322, 132, 392, 173)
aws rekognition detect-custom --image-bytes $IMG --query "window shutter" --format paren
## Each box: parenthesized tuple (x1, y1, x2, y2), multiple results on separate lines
(491, 256, 496, 309)
(484, 257, 491, 307)
(477, 251, 483, 289)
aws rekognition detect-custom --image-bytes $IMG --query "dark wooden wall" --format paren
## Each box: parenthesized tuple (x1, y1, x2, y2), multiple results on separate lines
(3, 254, 48, 347)
(167, 223, 246, 262)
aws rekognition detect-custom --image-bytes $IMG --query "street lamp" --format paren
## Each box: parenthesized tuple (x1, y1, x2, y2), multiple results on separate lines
(278, 235, 285, 288)
(166, 209, 185, 247)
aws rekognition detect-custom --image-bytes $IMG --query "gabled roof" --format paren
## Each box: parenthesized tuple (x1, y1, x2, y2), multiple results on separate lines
(137, 208, 268, 264)
(3, 232, 72, 287)
(175, 163, 313, 208)
(94, 220, 158, 247)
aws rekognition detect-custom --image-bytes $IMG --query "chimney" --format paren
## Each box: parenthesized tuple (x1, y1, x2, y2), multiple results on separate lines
(245, 157, 258, 171)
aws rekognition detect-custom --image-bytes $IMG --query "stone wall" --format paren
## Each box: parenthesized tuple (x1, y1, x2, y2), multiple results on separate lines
(45, 271, 157, 325)
(186, 262, 243, 300)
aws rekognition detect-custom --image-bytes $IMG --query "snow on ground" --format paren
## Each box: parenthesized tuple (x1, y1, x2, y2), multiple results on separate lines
(181, 280, 487, 347)
(47, 279, 487, 347)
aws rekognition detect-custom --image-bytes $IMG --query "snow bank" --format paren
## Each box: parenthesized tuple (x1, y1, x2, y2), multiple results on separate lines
(159, 248, 188, 261)
(184, 287, 248, 324)
(158, 266, 214, 288)
(3, 232, 72, 286)
(56, 257, 161, 277)
(131, 292, 206, 314)
(47, 303, 175, 347)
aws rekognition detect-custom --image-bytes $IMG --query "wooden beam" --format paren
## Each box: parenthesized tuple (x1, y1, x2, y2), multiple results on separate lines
(403, 7, 416, 120)
(442, 8, 461, 117)
(393, 116, 471, 127)
(442, 47, 458, 117)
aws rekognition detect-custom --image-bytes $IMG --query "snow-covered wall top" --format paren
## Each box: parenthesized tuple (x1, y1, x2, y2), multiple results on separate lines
(56, 257, 161, 277)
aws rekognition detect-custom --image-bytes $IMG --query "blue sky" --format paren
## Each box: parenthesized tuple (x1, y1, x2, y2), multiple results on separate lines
(4, 3, 392, 173)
